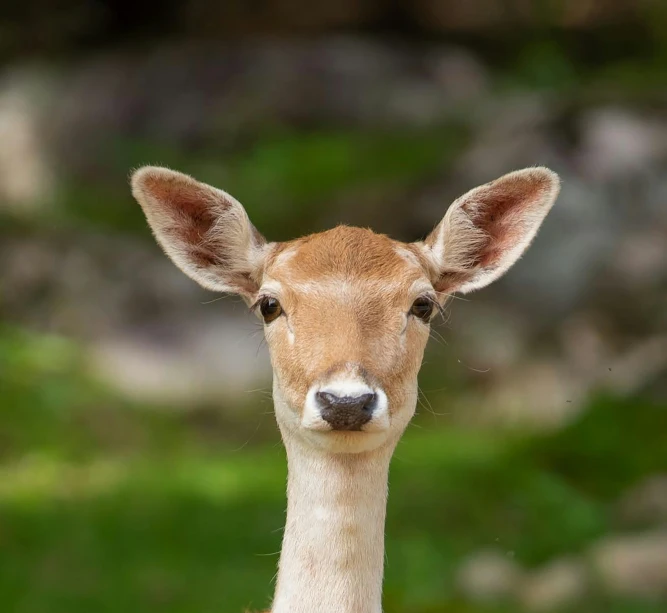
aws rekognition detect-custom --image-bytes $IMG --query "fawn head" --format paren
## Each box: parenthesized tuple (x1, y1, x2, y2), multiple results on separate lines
(132, 166, 559, 453)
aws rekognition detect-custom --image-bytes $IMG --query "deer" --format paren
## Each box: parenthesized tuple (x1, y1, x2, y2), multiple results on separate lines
(130, 164, 560, 613)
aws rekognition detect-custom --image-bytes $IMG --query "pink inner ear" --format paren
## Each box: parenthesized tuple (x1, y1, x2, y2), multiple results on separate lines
(431, 173, 553, 294)
(146, 178, 228, 268)
(148, 178, 262, 290)
(148, 179, 219, 235)
(463, 177, 548, 268)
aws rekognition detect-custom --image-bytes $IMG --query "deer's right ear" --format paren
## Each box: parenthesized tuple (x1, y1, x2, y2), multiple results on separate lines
(131, 166, 268, 301)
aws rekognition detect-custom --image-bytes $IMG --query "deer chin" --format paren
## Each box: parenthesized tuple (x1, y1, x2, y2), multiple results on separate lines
(301, 429, 393, 454)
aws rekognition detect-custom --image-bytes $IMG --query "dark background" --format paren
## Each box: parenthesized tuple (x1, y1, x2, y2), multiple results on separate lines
(1, 2, 666, 612)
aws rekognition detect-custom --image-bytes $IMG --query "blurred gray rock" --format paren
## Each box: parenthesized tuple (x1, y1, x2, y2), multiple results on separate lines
(42, 38, 489, 176)
(457, 549, 523, 603)
(0, 231, 272, 404)
(0, 66, 56, 212)
(577, 108, 667, 181)
(89, 312, 272, 406)
(518, 557, 589, 612)
(590, 531, 667, 599)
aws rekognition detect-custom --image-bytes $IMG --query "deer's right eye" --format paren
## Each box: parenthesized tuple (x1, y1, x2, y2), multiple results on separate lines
(410, 297, 435, 322)
(259, 297, 282, 323)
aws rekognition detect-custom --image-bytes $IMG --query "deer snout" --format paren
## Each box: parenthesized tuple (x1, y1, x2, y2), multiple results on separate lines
(315, 391, 376, 431)
(301, 374, 390, 434)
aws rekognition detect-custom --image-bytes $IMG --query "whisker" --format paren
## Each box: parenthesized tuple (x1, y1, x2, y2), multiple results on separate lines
(200, 294, 227, 305)
(429, 327, 448, 346)
(439, 292, 469, 303)
(417, 385, 434, 414)
(255, 335, 267, 358)
(440, 307, 453, 327)
(419, 385, 449, 393)
(418, 385, 451, 416)
(230, 418, 264, 452)
(457, 358, 491, 373)
(255, 550, 281, 557)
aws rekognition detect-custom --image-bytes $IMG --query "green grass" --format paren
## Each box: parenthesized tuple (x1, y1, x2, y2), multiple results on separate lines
(1, 326, 666, 612)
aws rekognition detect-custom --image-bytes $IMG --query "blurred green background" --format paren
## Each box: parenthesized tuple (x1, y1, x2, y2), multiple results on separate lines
(1, 1, 666, 612)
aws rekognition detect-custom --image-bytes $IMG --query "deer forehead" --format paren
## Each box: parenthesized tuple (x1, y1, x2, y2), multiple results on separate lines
(263, 226, 432, 303)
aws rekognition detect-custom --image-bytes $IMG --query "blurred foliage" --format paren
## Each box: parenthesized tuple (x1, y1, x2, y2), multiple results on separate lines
(2, 2, 667, 611)
(51, 126, 465, 241)
(497, 37, 667, 96)
(1, 327, 665, 612)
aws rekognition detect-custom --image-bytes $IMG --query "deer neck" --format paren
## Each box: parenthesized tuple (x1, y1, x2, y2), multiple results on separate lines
(271, 431, 394, 613)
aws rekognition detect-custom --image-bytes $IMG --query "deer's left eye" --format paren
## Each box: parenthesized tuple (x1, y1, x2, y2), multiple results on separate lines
(259, 297, 282, 323)
(410, 297, 434, 322)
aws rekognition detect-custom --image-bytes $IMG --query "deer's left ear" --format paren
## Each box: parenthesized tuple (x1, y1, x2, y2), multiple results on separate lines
(416, 167, 560, 295)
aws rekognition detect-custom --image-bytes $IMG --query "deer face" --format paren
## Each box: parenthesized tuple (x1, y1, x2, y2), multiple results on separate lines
(131, 166, 559, 454)
(256, 227, 435, 453)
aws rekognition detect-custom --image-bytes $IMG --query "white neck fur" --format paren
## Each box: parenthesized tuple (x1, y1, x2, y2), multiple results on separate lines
(271, 431, 394, 613)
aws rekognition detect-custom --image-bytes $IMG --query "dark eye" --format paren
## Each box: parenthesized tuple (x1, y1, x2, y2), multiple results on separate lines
(259, 297, 282, 323)
(410, 297, 434, 322)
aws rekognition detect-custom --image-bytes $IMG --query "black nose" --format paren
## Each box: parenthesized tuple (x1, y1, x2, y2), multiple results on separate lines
(316, 391, 377, 431)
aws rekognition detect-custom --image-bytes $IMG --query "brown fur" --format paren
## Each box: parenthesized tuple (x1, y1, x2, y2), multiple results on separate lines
(270, 226, 416, 280)
(262, 225, 430, 430)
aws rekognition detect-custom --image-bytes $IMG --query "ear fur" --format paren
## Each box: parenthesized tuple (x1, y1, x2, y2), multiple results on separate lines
(417, 167, 560, 295)
(131, 166, 268, 301)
